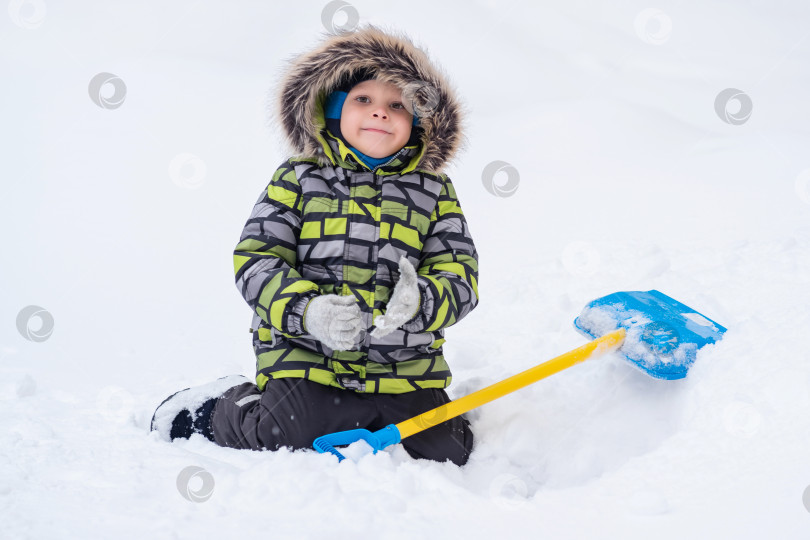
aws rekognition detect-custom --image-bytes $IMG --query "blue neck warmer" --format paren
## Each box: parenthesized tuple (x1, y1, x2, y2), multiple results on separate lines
(324, 90, 421, 169)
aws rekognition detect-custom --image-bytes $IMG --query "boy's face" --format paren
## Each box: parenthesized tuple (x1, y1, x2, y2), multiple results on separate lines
(340, 79, 413, 159)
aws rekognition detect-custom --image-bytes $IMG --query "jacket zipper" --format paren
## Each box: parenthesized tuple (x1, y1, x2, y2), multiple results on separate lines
(364, 170, 384, 351)
(371, 147, 407, 174)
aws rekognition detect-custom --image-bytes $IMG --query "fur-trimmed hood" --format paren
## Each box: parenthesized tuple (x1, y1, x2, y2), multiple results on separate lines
(270, 24, 467, 174)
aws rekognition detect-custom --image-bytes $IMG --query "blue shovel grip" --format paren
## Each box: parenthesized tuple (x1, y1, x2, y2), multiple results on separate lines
(313, 424, 402, 461)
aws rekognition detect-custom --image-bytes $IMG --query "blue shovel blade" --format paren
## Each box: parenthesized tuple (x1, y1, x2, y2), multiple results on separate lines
(573, 290, 726, 380)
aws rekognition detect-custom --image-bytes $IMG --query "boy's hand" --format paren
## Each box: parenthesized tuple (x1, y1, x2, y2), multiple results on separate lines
(370, 256, 421, 338)
(303, 294, 364, 350)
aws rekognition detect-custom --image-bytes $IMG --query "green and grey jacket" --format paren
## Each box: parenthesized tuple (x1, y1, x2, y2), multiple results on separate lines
(233, 26, 479, 394)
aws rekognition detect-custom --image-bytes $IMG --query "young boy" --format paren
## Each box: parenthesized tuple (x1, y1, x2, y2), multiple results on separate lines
(151, 25, 479, 466)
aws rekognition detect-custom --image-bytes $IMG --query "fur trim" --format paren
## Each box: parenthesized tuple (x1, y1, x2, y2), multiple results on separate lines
(268, 24, 468, 174)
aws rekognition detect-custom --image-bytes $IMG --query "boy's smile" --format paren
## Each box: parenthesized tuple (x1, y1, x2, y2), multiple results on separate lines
(340, 79, 413, 159)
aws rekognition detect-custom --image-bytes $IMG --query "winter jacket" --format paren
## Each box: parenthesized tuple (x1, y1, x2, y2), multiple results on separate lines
(233, 25, 479, 394)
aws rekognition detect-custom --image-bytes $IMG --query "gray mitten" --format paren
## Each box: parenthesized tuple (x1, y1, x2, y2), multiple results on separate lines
(370, 256, 421, 338)
(303, 294, 364, 350)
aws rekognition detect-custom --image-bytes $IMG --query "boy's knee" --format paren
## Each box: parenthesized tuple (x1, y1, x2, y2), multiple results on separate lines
(210, 382, 263, 449)
(403, 416, 474, 466)
(447, 418, 474, 466)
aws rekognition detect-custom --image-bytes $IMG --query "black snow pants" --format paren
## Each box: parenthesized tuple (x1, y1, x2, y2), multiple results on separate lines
(210, 377, 474, 466)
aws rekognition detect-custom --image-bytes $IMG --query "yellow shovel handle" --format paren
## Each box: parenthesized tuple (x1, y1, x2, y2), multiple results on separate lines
(396, 328, 626, 440)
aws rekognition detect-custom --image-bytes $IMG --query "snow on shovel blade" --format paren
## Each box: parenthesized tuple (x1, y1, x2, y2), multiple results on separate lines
(573, 290, 726, 380)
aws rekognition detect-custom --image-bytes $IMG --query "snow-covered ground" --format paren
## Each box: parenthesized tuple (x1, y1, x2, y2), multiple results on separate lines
(2, 1, 809, 538)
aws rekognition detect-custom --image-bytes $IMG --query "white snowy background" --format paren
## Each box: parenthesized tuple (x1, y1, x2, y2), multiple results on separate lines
(2, 1, 810, 538)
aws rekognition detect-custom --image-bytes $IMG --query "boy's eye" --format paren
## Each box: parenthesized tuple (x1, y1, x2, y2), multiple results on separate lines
(354, 96, 406, 111)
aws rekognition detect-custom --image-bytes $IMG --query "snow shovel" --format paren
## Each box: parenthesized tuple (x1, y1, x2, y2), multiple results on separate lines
(313, 289, 726, 462)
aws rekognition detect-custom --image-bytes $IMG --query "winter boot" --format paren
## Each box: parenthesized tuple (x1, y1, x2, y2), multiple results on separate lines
(150, 375, 250, 442)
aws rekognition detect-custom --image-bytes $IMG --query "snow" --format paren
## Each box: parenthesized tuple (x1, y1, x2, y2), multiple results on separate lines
(577, 305, 624, 338)
(2, 1, 810, 538)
